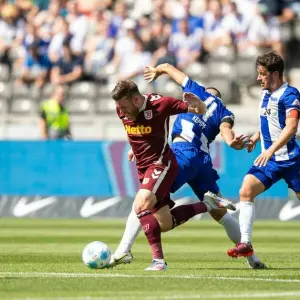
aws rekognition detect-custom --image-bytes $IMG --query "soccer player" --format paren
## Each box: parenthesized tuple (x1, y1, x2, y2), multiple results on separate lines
(112, 80, 235, 271)
(227, 51, 300, 259)
(109, 64, 266, 269)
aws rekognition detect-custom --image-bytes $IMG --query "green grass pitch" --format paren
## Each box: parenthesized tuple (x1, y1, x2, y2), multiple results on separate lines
(0, 218, 300, 300)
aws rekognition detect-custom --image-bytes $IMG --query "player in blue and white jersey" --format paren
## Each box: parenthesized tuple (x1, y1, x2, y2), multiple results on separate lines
(227, 51, 300, 260)
(108, 63, 266, 269)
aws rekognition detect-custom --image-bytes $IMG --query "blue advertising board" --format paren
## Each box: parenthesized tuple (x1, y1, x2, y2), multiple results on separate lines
(0, 141, 288, 199)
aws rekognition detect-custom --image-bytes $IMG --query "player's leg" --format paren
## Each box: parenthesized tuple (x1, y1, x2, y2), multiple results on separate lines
(111, 150, 197, 267)
(188, 167, 266, 269)
(134, 187, 165, 262)
(227, 166, 274, 258)
(188, 167, 241, 244)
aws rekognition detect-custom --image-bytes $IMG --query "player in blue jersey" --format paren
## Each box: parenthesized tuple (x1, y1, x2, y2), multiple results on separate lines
(227, 51, 300, 259)
(108, 63, 266, 269)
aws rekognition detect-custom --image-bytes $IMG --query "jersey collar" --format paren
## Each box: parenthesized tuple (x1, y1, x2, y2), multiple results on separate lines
(139, 95, 148, 112)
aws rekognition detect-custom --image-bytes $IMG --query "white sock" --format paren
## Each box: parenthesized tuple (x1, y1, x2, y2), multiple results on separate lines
(239, 201, 255, 244)
(115, 209, 141, 254)
(218, 212, 260, 262)
(218, 212, 241, 244)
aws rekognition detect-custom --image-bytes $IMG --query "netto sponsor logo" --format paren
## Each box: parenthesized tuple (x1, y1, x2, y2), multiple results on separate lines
(125, 125, 152, 135)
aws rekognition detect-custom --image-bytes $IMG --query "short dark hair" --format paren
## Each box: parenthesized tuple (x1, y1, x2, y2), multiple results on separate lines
(256, 51, 284, 78)
(111, 80, 140, 101)
(206, 87, 222, 98)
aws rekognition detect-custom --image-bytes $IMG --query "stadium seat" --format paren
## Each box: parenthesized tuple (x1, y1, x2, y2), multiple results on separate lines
(12, 83, 31, 98)
(210, 46, 236, 62)
(185, 62, 210, 81)
(0, 64, 10, 81)
(68, 82, 97, 99)
(10, 97, 37, 114)
(98, 83, 114, 99)
(206, 78, 240, 104)
(280, 22, 293, 42)
(41, 83, 55, 99)
(208, 61, 236, 79)
(0, 81, 12, 99)
(65, 97, 95, 115)
(235, 57, 257, 85)
(0, 97, 8, 113)
(97, 98, 116, 114)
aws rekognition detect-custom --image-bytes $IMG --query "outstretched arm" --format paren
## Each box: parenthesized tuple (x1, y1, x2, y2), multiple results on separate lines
(220, 122, 249, 150)
(144, 64, 186, 86)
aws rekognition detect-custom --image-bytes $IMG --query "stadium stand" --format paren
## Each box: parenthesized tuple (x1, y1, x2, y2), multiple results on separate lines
(0, 0, 299, 139)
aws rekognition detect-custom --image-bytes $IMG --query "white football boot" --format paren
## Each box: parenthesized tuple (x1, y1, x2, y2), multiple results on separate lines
(246, 256, 268, 269)
(203, 191, 236, 212)
(107, 251, 133, 268)
(144, 259, 168, 271)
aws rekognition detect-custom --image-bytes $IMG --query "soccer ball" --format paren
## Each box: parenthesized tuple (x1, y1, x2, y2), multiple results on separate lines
(82, 241, 111, 269)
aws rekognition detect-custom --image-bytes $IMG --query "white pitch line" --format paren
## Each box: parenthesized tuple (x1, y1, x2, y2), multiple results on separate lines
(1, 272, 300, 283)
(8, 291, 300, 300)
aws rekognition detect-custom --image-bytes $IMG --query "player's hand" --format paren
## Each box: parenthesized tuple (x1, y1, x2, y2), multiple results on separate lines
(247, 139, 257, 153)
(183, 92, 205, 114)
(229, 134, 250, 150)
(144, 66, 159, 83)
(128, 148, 135, 162)
(254, 149, 273, 167)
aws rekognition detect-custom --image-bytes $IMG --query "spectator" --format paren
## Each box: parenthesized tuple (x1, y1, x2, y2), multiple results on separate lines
(109, 0, 128, 38)
(221, 1, 251, 48)
(84, 19, 114, 77)
(172, 0, 204, 34)
(203, 0, 231, 52)
(34, 1, 62, 42)
(50, 38, 83, 85)
(237, 4, 284, 57)
(40, 84, 71, 140)
(17, 41, 51, 88)
(108, 18, 137, 75)
(116, 36, 151, 81)
(151, 37, 177, 67)
(168, 19, 202, 69)
(48, 17, 70, 62)
(0, 4, 25, 67)
(65, 0, 88, 54)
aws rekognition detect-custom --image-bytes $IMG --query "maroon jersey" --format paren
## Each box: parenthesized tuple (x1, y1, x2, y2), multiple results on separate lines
(117, 93, 189, 175)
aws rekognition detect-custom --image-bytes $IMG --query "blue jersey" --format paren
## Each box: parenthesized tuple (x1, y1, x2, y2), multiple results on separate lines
(260, 82, 300, 162)
(171, 77, 234, 153)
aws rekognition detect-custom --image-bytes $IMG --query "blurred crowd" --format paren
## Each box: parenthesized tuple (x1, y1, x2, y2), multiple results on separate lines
(1, 0, 300, 89)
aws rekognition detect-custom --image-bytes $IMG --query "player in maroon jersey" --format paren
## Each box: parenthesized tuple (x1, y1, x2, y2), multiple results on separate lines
(111, 80, 234, 270)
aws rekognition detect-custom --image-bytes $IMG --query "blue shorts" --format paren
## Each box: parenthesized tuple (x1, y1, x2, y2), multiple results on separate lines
(171, 142, 220, 200)
(247, 156, 300, 192)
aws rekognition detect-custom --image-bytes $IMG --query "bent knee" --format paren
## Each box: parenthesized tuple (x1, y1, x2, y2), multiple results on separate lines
(239, 185, 254, 201)
(134, 189, 157, 213)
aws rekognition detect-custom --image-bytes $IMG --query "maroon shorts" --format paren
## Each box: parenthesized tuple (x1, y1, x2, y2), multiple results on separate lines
(139, 156, 178, 211)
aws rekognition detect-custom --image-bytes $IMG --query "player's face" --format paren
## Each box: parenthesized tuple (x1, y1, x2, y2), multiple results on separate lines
(116, 97, 139, 120)
(256, 65, 276, 91)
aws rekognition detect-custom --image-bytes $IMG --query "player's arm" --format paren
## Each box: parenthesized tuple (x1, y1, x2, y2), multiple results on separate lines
(220, 121, 249, 150)
(247, 131, 260, 153)
(254, 110, 299, 166)
(145, 64, 209, 101)
(266, 111, 298, 154)
(158, 93, 206, 116)
(144, 63, 186, 86)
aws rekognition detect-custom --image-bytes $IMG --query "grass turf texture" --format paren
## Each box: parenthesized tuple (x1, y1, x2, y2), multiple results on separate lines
(0, 219, 300, 300)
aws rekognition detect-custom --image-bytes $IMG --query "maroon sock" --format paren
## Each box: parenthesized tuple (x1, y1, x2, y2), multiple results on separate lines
(171, 202, 207, 228)
(137, 210, 163, 259)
